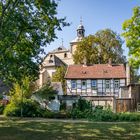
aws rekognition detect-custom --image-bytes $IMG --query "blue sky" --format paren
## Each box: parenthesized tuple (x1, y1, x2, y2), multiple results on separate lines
(45, 0, 140, 57)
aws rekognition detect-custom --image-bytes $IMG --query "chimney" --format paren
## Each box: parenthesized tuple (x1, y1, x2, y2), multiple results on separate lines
(126, 63, 131, 85)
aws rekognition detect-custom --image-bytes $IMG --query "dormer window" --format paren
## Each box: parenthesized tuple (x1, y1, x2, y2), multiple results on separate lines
(64, 53, 67, 58)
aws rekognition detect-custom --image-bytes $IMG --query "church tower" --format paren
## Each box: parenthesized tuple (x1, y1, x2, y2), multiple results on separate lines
(70, 20, 85, 55)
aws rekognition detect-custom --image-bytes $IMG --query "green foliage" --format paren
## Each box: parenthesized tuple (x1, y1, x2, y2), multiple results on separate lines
(0, 94, 3, 100)
(52, 66, 66, 93)
(70, 99, 140, 121)
(0, 0, 69, 83)
(73, 29, 126, 64)
(89, 108, 118, 121)
(122, 6, 140, 69)
(4, 99, 42, 117)
(76, 98, 92, 111)
(70, 99, 92, 119)
(0, 104, 5, 114)
(34, 84, 57, 101)
(10, 76, 33, 103)
(118, 112, 140, 121)
(60, 102, 67, 110)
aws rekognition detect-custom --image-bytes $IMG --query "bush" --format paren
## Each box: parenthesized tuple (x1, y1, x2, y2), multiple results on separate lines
(60, 102, 66, 110)
(118, 112, 140, 121)
(76, 98, 92, 111)
(0, 104, 5, 114)
(4, 99, 43, 117)
(70, 98, 140, 122)
(70, 99, 92, 119)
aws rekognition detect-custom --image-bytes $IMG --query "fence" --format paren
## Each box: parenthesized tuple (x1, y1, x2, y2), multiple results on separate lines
(116, 98, 136, 112)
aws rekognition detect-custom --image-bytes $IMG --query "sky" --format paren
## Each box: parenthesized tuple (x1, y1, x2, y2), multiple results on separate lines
(45, 0, 140, 57)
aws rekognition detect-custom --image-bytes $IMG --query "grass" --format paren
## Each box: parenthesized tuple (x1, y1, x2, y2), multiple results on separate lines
(0, 118, 139, 140)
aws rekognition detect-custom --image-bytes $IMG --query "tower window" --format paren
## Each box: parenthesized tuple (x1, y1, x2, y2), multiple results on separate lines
(50, 55, 53, 58)
(58, 47, 62, 50)
(64, 53, 67, 58)
(49, 59, 53, 63)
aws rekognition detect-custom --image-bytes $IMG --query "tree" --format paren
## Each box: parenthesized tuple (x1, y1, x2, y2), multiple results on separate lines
(9, 76, 34, 117)
(52, 66, 66, 93)
(0, 0, 68, 83)
(122, 6, 140, 69)
(73, 29, 126, 64)
(33, 83, 57, 101)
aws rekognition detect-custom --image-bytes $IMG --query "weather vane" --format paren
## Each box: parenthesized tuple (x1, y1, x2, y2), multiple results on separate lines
(80, 16, 83, 25)
(61, 38, 63, 46)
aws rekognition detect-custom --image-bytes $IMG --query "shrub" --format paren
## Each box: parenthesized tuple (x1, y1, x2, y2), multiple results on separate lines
(95, 105, 103, 110)
(60, 102, 66, 110)
(0, 94, 3, 100)
(4, 99, 43, 117)
(0, 104, 5, 114)
(70, 99, 92, 119)
(34, 84, 57, 101)
(76, 98, 92, 111)
(118, 112, 140, 121)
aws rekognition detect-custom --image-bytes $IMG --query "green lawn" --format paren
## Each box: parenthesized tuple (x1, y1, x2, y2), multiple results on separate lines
(0, 118, 139, 140)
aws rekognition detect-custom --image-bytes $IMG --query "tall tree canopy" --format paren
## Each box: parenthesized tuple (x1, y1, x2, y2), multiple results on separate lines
(73, 29, 126, 65)
(0, 0, 68, 83)
(122, 6, 140, 69)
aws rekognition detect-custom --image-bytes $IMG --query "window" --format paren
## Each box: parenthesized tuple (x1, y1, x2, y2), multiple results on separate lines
(64, 53, 67, 58)
(114, 80, 119, 89)
(71, 80, 76, 89)
(58, 47, 62, 50)
(105, 80, 110, 89)
(82, 80, 86, 89)
(91, 80, 97, 89)
(49, 59, 53, 63)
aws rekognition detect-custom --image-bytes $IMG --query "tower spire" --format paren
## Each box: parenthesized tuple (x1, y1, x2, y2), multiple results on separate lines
(61, 38, 63, 47)
(77, 18, 85, 38)
(80, 16, 82, 25)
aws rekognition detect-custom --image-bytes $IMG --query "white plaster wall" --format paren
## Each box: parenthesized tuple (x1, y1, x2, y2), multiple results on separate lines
(66, 79, 126, 96)
(120, 79, 125, 86)
(46, 68, 56, 78)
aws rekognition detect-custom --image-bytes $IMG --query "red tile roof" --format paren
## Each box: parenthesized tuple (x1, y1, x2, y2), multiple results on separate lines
(65, 64, 126, 79)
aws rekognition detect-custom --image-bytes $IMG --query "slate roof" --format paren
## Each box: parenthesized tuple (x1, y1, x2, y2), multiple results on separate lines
(65, 64, 126, 79)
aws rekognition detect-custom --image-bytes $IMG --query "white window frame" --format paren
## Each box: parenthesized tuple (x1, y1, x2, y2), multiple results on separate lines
(105, 80, 110, 89)
(91, 80, 97, 89)
(114, 80, 119, 89)
(81, 80, 86, 90)
(71, 80, 76, 89)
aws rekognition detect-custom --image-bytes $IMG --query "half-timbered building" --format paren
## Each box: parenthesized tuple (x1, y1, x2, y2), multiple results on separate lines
(63, 62, 131, 110)
(65, 63, 130, 97)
